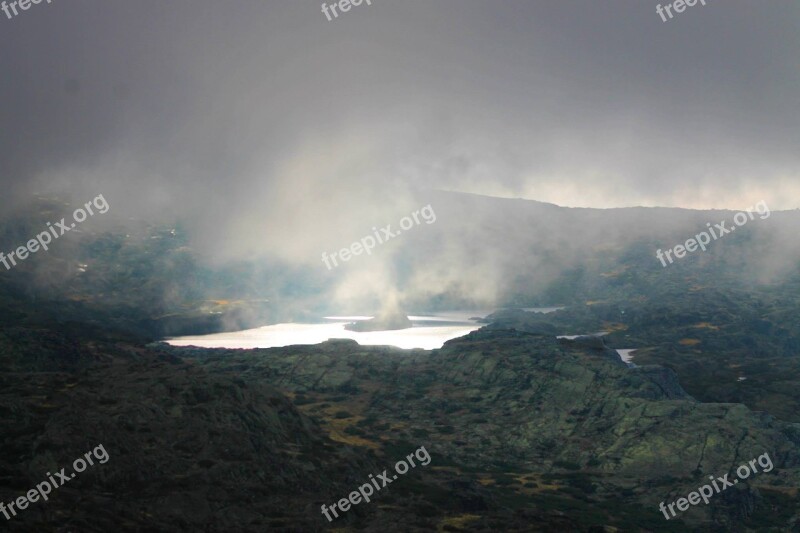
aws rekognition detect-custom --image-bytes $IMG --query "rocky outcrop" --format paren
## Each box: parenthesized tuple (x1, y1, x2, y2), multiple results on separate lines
(178, 327, 800, 530)
(6, 320, 800, 531)
(0, 341, 379, 531)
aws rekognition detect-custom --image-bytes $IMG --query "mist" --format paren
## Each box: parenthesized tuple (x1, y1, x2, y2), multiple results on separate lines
(1, 0, 798, 312)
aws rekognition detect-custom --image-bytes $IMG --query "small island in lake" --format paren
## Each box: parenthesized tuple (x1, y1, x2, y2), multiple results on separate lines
(344, 309, 413, 332)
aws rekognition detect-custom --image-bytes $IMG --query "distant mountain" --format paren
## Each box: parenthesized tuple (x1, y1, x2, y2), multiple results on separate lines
(2, 192, 799, 336)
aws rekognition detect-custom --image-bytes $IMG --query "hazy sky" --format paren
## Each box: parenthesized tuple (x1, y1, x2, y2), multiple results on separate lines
(1, 0, 798, 221)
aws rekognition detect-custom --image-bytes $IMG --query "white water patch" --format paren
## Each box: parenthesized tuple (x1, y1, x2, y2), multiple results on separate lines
(522, 307, 565, 313)
(166, 308, 562, 351)
(167, 321, 479, 350)
(323, 316, 374, 321)
(616, 349, 637, 365)
(409, 308, 561, 322)
(555, 333, 638, 369)
(556, 331, 609, 340)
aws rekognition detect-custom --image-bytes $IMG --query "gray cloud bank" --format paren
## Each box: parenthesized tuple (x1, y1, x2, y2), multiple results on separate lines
(1, 0, 798, 273)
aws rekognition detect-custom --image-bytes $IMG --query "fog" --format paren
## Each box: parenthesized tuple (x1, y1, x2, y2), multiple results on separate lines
(1, 0, 798, 312)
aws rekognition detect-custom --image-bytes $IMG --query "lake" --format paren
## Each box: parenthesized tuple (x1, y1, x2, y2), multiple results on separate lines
(166, 308, 563, 350)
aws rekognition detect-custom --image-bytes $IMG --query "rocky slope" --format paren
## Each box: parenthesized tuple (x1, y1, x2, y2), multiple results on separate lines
(169, 328, 800, 531)
(0, 333, 380, 532)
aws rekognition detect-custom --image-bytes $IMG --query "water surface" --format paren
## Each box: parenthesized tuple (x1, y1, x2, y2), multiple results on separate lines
(167, 308, 560, 350)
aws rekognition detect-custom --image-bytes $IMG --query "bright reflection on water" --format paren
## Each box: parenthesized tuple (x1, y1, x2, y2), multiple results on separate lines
(166, 308, 562, 350)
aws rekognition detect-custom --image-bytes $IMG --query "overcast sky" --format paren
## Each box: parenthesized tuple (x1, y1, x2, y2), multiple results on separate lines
(1, 0, 798, 224)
